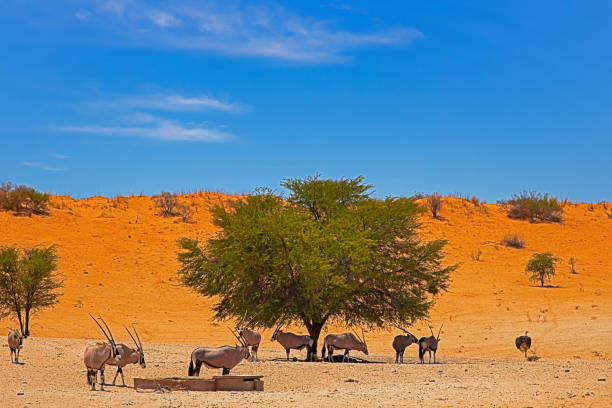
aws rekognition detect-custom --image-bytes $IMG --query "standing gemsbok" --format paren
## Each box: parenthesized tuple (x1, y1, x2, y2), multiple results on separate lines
(321, 329, 368, 362)
(84, 314, 120, 391)
(7, 328, 24, 364)
(392, 328, 419, 363)
(236, 312, 261, 362)
(418, 324, 443, 364)
(270, 324, 313, 361)
(188, 328, 251, 376)
(105, 327, 146, 386)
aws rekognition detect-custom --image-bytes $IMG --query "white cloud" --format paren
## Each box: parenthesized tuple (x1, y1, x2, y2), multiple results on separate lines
(19, 162, 65, 171)
(99, 92, 247, 113)
(56, 114, 232, 142)
(49, 153, 72, 159)
(78, 0, 422, 63)
(148, 10, 182, 28)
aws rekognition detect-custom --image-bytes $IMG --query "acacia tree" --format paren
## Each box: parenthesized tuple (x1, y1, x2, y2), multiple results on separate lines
(0, 246, 62, 336)
(525, 252, 559, 287)
(178, 176, 456, 360)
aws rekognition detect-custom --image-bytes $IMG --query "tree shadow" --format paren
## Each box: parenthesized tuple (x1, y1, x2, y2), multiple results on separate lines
(530, 284, 563, 288)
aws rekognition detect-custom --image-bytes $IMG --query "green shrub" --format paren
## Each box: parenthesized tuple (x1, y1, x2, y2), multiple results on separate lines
(498, 191, 562, 223)
(525, 252, 559, 287)
(0, 182, 50, 216)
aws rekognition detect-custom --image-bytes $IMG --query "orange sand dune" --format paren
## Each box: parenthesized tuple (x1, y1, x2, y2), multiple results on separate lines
(1, 194, 611, 359)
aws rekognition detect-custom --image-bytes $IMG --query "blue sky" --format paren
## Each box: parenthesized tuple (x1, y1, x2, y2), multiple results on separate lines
(1, 1, 611, 201)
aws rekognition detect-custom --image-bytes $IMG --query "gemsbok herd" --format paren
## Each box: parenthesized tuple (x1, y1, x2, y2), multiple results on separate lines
(6, 316, 534, 391)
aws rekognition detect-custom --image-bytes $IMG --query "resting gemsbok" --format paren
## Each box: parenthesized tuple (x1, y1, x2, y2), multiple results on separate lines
(270, 324, 314, 360)
(105, 327, 146, 386)
(236, 312, 262, 362)
(321, 329, 368, 362)
(188, 328, 251, 376)
(7, 328, 24, 364)
(84, 314, 120, 391)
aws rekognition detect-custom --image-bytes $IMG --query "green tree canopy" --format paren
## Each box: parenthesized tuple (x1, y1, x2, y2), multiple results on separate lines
(178, 175, 456, 359)
(525, 252, 559, 287)
(0, 246, 62, 336)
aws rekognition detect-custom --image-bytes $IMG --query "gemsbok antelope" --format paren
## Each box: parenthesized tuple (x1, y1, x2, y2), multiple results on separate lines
(236, 312, 262, 362)
(7, 328, 23, 364)
(392, 328, 419, 363)
(105, 327, 146, 386)
(515, 331, 532, 358)
(83, 314, 120, 391)
(418, 324, 443, 364)
(188, 328, 251, 376)
(270, 324, 314, 360)
(321, 329, 368, 362)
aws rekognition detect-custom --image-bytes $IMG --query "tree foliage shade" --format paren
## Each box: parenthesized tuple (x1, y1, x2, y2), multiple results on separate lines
(178, 176, 456, 359)
(0, 246, 62, 336)
(525, 252, 559, 287)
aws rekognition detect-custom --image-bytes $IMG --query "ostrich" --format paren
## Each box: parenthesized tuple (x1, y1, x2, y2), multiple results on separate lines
(515, 331, 532, 358)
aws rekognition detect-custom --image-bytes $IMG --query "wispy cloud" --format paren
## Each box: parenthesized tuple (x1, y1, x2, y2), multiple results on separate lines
(98, 92, 248, 113)
(78, 1, 422, 63)
(19, 162, 65, 172)
(49, 153, 72, 159)
(56, 113, 232, 142)
(75, 8, 92, 21)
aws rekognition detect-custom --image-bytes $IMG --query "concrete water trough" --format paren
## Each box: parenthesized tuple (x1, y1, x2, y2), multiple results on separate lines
(133, 375, 264, 392)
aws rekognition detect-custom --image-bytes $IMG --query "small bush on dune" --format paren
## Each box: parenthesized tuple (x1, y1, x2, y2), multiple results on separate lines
(501, 233, 525, 249)
(426, 193, 442, 219)
(499, 191, 562, 223)
(154, 191, 194, 223)
(0, 182, 49, 216)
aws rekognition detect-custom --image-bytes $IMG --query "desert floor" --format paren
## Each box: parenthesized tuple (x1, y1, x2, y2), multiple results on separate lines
(1, 193, 612, 406)
(2, 337, 611, 408)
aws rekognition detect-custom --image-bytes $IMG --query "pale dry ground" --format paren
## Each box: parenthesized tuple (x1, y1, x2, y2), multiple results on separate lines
(1, 337, 611, 408)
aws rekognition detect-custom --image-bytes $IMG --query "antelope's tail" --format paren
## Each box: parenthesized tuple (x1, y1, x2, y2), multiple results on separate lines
(86, 369, 92, 385)
(188, 359, 195, 376)
(321, 341, 326, 359)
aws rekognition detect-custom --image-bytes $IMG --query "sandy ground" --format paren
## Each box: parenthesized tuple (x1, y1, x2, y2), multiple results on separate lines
(2, 337, 611, 408)
(1, 193, 612, 406)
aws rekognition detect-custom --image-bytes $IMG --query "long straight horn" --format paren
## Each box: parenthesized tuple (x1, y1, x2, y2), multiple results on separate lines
(89, 314, 112, 344)
(437, 323, 444, 340)
(361, 328, 366, 346)
(228, 327, 245, 347)
(237, 311, 247, 329)
(429, 326, 435, 337)
(133, 326, 143, 352)
(351, 327, 362, 343)
(125, 327, 139, 350)
(246, 310, 262, 328)
(98, 316, 116, 347)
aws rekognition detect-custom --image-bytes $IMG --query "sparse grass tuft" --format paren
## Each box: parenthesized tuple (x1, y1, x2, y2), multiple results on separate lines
(471, 248, 483, 261)
(501, 233, 525, 249)
(526, 350, 541, 362)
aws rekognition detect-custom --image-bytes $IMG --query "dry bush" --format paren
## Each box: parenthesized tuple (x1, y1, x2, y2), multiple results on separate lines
(426, 193, 442, 219)
(499, 191, 563, 223)
(154, 192, 180, 217)
(470, 196, 480, 206)
(154, 192, 194, 223)
(471, 248, 482, 261)
(569, 257, 578, 274)
(501, 233, 525, 249)
(0, 182, 49, 216)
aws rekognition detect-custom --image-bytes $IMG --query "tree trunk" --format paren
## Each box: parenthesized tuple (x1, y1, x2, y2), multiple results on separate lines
(16, 310, 24, 336)
(24, 308, 31, 337)
(304, 320, 325, 362)
(541, 277, 544, 287)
